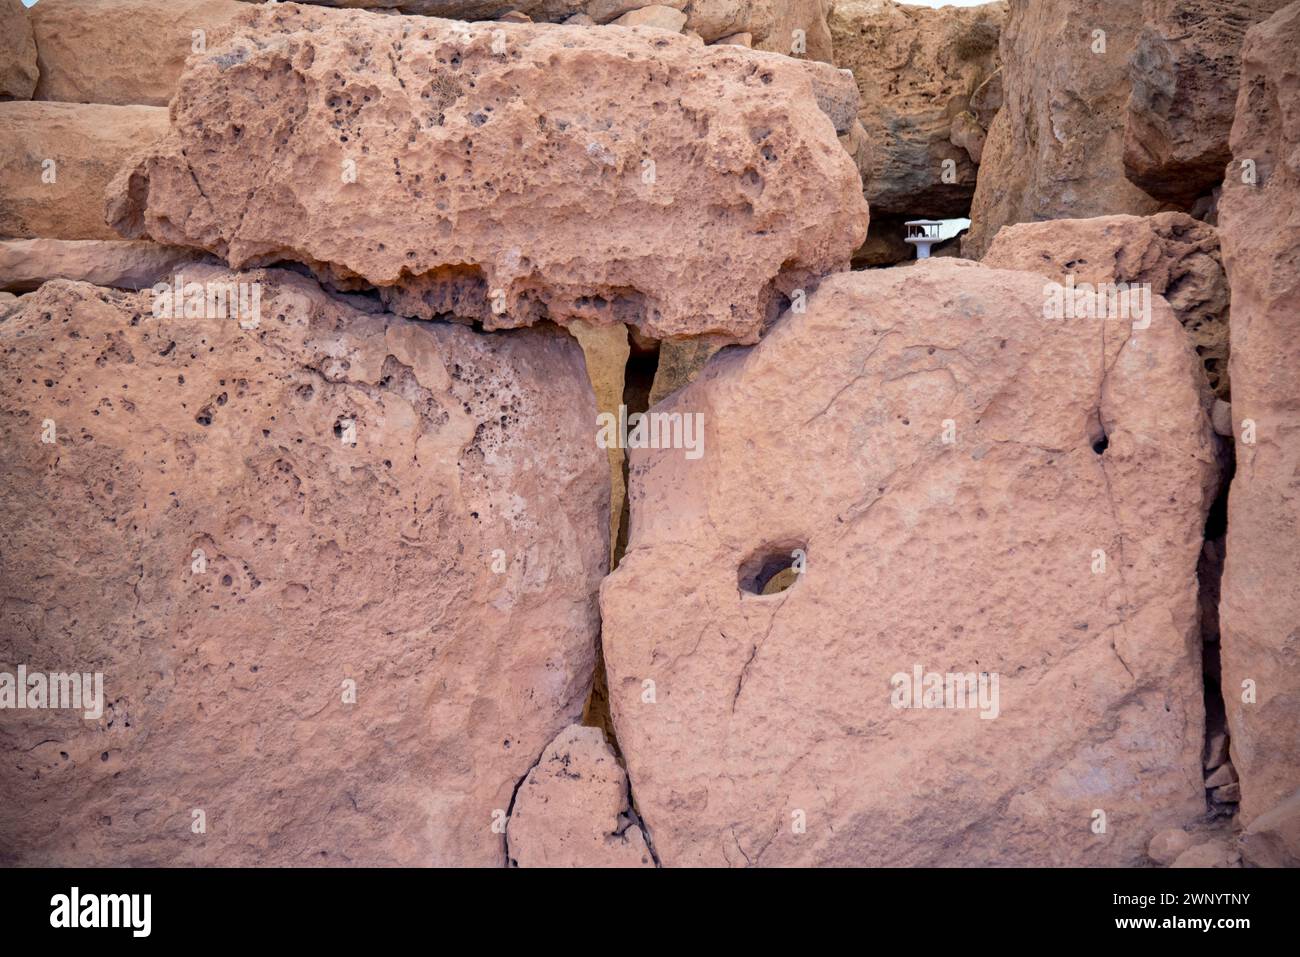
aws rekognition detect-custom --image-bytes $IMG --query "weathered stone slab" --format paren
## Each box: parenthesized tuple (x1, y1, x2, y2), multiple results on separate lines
(602, 259, 1217, 866)
(0, 267, 606, 865)
(111, 4, 867, 343)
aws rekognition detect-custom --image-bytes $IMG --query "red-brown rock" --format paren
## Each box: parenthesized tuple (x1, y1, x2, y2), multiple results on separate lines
(506, 724, 655, 866)
(602, 259, 1217, 866)
(0, 101, 169, 241)
(1239, 788, 1300, 867)
(0, 238, 213, 293)
(964, 0, 1162, 259)
(754, 0, 833, 62)
(983, 213, 1231, 397)
(1123, 0, 1291, 206)
(829, 0, 1006, 218)
(110, 4, 866, 343)
(290, 2, 831, 56)
(0, 0, 38, 101)
(0, 267, 606, 865)
(31, 0, 251, 106)
(1216, 0, 1300, 846)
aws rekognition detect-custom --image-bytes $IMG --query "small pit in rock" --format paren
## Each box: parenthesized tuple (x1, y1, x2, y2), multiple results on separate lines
(738, 543, 806, 596)
(1087, 411, 1109, 455)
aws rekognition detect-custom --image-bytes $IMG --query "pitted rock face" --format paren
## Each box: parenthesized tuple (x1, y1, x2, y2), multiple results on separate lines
(110, 4, 867, 344)
(1217, 0, 1300, 842)
(829, 0, 1007, 218)
(983, 213, 1231, 397)
(0, 268, 606, 866)
(506, 724, 654, 867)
(1123, 0, 1291, 206)
(963, 0, 1161, 259)
(601, 259, 1217, 866)
(248, 0, 826, 55)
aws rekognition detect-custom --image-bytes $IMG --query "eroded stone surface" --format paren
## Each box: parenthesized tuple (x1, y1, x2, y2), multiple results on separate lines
(829, 0, 1005, 218)
(983, 213, 1231, 397)
(755, 0, 832, 62)
(506, 724, 654, 867)
(1216, 0, 1300, 837)
(31, 0, 250, 106)
(647, 336, 728, 406)
(0, 0, 38, 101)
(110, 4, 866, 343)
(612, 4, 686, 31)
(1123, 0, 1291, 206)
(568, 320, 629, 558)
(1171, 840, 1233, 868)
(0, 101, 168, 241)
(602, 259, 1217, 866)
(254, 0, 817, 53)
(0, 238, 213, 293)
(0, 267, 606, 865)
(1239, 788, 1300, 867)
(963, 0, 1161, 259)
(1147, 828, 1193, 865)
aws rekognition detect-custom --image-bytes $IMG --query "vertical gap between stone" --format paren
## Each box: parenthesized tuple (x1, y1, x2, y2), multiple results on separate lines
(582, 330, 660, 753)
(1199, 438, 1234, 819)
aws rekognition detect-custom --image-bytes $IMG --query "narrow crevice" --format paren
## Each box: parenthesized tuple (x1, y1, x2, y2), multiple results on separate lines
(582, 328, 661, 829)
(501, 739, 550, 868)
(613, 331, 660, 565)
(1199, 439, 1235, 818)
(621, 775, 663, 868)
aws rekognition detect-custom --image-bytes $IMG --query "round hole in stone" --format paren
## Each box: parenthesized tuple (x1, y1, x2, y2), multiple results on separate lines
(738, 542, 806, 596)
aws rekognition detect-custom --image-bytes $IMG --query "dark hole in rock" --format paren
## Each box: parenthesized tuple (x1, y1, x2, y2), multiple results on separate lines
(738, 542, 805, 596)
(1088, 411, 1109, 455)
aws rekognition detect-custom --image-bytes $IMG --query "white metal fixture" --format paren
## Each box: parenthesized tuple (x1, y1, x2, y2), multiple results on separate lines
(904, 220, 944, 259)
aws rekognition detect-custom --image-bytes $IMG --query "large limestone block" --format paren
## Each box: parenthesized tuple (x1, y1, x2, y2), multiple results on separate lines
(829, 0, 1006, 217)
(755, 0, 833, 63)
(250, 1, 589, 20)
(0, 101, 169, 241)
(0, 267, 606, 866)
(1216, 0, 1300, 839)
(983, 213, 1231, 397)
(0, 238, 213, 293)
(587, 1, 683, 23)
(506, 724, 655, 866)
(1123, 0, 1291, 206)
(0, 0, 38, 101)
(31, 0, 250, 106)
(602, 259, 1218, 866)
(111, 4, 866, 344)
(685, 1, 771, 44)
(611, 4, 686, 31)
(963, 0, 1161, 259)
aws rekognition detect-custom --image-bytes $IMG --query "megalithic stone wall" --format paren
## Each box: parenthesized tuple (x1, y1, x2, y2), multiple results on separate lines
(106, 4, 868, 344)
